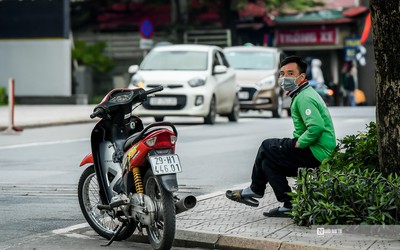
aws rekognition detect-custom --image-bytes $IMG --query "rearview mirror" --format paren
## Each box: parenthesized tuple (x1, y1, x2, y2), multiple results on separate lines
(214, 65, 228, 74)
(128, 65, 139, 74)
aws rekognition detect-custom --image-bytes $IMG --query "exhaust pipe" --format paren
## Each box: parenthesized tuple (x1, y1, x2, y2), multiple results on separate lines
(175, 195, 197, 214)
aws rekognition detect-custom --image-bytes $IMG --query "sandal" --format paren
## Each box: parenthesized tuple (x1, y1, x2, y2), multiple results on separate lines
(225, 189, 259, 207)
(263, 207, 291, 218)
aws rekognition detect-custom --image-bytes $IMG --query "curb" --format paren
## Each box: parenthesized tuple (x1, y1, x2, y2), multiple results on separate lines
(130, 229, 349, 250)
(1, 119, 96, 129)
(173, 230, 348, 250)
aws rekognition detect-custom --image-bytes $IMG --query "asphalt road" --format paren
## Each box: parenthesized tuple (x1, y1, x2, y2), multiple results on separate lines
(0, 107, 376, 249)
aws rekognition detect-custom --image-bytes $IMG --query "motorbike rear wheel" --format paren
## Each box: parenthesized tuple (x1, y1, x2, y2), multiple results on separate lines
(78, 165, 136, 240)
(143, 169, 176, 250)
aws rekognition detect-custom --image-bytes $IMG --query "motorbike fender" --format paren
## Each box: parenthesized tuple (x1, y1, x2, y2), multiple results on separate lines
(80, 153, 94, 167)
(157, 174, 178, 192)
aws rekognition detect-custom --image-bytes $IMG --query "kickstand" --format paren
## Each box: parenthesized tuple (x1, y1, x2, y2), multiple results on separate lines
(102, 222, 127, 247)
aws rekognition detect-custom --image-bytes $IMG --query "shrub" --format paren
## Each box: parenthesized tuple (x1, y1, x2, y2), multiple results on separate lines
(0, 87, 7, 105)
(290, 122, 400, 226)
(89, 95, 104, 105)
(72, 40, 113, 73)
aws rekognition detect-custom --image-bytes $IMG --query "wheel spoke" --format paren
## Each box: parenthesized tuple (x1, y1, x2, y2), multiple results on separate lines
(83, 172, 122, 233)
(144, 172, 175, 249)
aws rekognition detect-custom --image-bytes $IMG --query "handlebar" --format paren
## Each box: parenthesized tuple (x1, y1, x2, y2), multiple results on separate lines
(91, 86, 164, 119)
(138, 86, 164, 102)
(145, 85, 164, 96)
(90, 107, 105, 119)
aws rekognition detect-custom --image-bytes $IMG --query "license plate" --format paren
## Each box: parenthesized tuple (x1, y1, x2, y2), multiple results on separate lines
(149, 154, 182, 175)
(149, 97, 177, 106)
(239, 91, 249, 100)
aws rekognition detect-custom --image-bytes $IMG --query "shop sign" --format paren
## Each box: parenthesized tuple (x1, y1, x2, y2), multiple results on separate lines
(276, 27, 338, 46)
(343, 36, 361, 61)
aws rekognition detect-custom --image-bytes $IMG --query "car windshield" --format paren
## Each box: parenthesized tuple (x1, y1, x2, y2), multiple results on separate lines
(141, 50, 208, 71)
(224, 51, 275, 70)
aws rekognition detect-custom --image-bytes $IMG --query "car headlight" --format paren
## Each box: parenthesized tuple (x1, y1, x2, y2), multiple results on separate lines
(130, 75, 144, 88)
(255, 76, 275, 89)
(188, 76, 206, 87)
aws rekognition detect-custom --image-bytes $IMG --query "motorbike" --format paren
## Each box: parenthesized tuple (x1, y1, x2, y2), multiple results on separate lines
(309, 80, 334, 106)
(78, 86, 196, 249)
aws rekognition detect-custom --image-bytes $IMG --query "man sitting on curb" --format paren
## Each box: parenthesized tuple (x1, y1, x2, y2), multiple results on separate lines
(226, 56, 336, 217)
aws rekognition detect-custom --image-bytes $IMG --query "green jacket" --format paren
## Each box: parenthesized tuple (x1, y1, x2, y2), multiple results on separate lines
(290, 85, 336, 162)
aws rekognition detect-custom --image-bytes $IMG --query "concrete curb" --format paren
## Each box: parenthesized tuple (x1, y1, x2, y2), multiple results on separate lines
(173, 230, 347, 250)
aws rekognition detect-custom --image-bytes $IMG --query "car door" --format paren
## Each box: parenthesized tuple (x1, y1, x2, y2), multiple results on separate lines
(212, 49, 236, 113)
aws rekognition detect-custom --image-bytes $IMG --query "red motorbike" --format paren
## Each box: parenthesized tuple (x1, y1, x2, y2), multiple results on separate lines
(78, 86, 196, 250)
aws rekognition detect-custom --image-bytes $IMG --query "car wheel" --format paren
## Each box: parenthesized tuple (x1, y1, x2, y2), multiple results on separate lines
(272, 95, 283, 118)
(154, 116, 164, 122)
(204, 96, 216, 125)
(228, 95, 240, 122)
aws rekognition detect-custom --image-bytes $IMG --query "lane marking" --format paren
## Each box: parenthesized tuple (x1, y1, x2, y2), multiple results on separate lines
(52, 223, 89, 234)
(52, 223, 94, 239)
(0, 138, 89, 150)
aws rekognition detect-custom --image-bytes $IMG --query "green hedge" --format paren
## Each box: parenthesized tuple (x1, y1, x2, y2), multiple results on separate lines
(290, 122, 400, 226)
(72, 40, 113, 73)
(0, 87, 7, 105)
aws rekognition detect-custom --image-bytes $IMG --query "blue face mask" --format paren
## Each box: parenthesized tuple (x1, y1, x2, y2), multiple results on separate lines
(278, 75, 300, 92)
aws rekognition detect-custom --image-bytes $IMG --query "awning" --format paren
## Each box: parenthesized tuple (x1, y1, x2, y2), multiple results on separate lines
(342, 6, 369, 17)
(274, 9, 356, 26)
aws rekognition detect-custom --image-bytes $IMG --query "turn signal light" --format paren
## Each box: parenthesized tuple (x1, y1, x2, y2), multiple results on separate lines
(145, 137, 157, 147)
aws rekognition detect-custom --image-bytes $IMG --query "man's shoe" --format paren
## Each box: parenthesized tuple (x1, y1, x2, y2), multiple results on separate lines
(225, 189, 259, 207)
(263, 207, 291, 218)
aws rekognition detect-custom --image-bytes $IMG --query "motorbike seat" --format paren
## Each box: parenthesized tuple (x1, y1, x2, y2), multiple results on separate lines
(124, 133, 140, 151)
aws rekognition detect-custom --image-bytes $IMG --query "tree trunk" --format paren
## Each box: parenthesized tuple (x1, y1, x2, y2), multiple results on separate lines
(369, 0, 400, 174)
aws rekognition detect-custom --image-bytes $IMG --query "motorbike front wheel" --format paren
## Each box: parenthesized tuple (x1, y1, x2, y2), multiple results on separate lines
(144, 169, 176, 250)
(78, 165, 136, 241)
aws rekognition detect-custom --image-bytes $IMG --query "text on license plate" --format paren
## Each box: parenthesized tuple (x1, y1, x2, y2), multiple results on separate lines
(149, 97, 177, 106)
(149, 154, 182, 175)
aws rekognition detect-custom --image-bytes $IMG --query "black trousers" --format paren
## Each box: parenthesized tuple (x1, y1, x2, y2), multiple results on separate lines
(250, 138, 321, 207)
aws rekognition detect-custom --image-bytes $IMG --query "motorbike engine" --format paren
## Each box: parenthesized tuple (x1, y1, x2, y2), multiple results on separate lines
(130, 193, 157, 226)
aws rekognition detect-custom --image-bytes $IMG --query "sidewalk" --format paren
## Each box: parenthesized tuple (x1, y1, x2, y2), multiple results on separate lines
(173, 186, 400, 250)
(0, 105, 96, 128)
(1, 105, 397, 250)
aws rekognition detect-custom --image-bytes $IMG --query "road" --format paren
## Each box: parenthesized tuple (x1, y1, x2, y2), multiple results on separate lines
(0, 107, 375, 249)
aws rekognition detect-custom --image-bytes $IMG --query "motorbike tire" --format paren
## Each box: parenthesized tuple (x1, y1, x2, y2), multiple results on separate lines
(143, 169, 176, 250)
(78, 165, 136, 241)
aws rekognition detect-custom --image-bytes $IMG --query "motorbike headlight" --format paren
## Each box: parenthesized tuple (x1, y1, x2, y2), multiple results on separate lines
(130, 75, 145, 88)
(188, 77, 206, 87)
(255, 76, 275, 89)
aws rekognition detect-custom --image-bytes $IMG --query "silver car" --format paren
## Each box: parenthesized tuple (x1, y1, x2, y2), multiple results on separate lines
(224, 46, 287, 118)
(128, 44, 239, 124)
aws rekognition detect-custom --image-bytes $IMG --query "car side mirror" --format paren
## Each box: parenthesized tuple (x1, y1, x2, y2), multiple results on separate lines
(128, 65, 139, 74)
(214, 65, 228, 74)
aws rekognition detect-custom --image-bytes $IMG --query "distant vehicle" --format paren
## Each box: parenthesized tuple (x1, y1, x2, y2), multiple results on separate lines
(309, 80, 335, 106)
(306, 57, 335, 107)
(128, 44, 239, 124)
(223, 46, 287, 118)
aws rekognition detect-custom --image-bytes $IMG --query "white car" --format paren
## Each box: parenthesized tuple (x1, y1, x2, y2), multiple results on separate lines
(128, 44, 239, 124)
(223, 46, 288, 118)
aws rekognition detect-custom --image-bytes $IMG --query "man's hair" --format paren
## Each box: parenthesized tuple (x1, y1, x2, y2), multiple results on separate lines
(280, 56, 307, 74)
